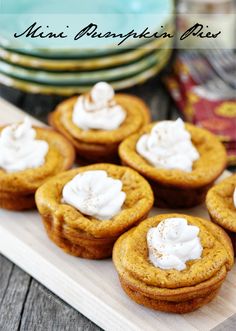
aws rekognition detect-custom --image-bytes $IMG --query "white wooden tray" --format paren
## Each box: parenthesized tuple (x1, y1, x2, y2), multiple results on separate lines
(0, 97, 235, 331)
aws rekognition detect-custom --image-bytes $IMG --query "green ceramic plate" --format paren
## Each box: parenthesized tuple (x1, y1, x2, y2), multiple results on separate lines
(0, 0, 174, 58)
(0, 32, 173, 71)
(0, 45, 172, 85)
(0, 49, 171, 95)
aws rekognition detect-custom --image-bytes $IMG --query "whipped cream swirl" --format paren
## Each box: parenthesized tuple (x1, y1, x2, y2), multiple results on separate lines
(72, 82, 126, 131)
(0, 117, 48, 172)
(147, 217, 203, 271)
(62, 170, 126, 220)
(136, 118, 199, 172)
(233, 188, 236, 208)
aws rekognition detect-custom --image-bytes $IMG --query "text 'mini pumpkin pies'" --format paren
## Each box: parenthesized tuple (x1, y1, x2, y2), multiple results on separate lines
(119, 118, 227, 208)
(206, 174, 236, 253)
(113, 214, 233, 313)
(49, 82, 150, 162)
(35, 163, 154, 259)
(0, 118, 75, 210)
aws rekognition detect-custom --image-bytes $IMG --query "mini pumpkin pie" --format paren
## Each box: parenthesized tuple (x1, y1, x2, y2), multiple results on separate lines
(35, 163, 154, 259)
(49, 81, 150, 163)
(119, 118, 227, 208)
(206, 174, 236, 253)
(0, 117, 75, 210)
(113, 213, 233, 313)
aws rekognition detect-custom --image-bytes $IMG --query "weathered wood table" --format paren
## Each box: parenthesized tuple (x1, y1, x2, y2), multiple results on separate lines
(0, 80, 235, 331)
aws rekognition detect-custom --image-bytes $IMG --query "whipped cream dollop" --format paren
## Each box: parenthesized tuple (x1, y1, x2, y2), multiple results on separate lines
(62, 170, 126, 220)
(0, 117, 49, 172)
(72, 82, 126, 131)
(136, 118, 199, 172)
(233, 188, 236, 208)
(147, 217, 203, 271)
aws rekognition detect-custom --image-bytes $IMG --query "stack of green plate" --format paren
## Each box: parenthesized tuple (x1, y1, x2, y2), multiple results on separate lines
(0, 0, 174, 96)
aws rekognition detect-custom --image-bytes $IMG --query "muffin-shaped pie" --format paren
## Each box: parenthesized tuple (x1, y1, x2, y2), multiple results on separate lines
(119, 118, 227, 208)
(113, 213, 233, 313)
(49, 82, 150, 162)
(35, 163, 154, 259)
(0, 117, 75, 210)
(206, 174, 236, 253)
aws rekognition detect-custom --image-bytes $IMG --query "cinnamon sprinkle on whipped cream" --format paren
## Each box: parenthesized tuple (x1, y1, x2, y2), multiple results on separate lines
(72, 82, 126, 131)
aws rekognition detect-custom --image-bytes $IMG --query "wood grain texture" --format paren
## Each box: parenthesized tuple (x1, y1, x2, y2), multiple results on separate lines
(0, 254, 13, 305)
(212, 313, 236, 331)
(0, 262, 31, 331)
(0, 254, 100, 331)
(20, 280, 100, 331)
